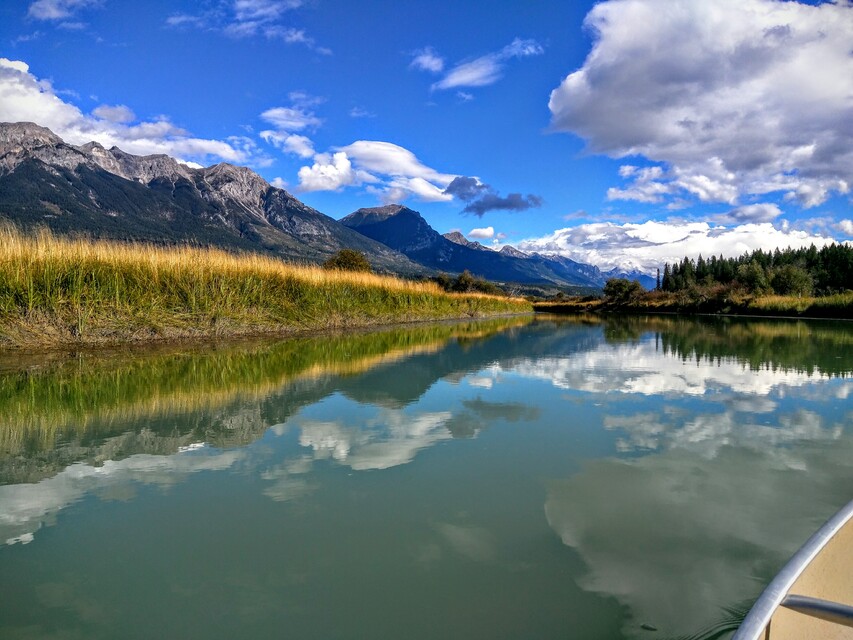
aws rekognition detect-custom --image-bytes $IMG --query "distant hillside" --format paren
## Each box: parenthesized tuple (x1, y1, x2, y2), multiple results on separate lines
(341, 204, 654, 289)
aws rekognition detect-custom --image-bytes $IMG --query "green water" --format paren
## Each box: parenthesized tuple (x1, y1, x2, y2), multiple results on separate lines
(1, 315, 851, 639)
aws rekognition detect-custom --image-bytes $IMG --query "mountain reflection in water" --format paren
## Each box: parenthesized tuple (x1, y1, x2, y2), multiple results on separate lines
(0, 315, 850, 639)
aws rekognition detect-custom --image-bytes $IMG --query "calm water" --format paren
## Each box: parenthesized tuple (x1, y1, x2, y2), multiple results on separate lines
(1, 315, 851, 639)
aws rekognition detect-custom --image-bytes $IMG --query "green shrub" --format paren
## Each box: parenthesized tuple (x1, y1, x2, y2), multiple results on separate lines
(322, 249, 372, 272)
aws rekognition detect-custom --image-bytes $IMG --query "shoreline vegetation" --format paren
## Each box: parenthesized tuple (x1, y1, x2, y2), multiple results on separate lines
(536, 244, 853, 320)
(534, 289, 853, 319)
(0, 226, 532, 350)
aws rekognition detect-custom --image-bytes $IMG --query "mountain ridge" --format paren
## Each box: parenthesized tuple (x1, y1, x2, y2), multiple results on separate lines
(0, 122, 424, 275)
(341, 204, 618, 289)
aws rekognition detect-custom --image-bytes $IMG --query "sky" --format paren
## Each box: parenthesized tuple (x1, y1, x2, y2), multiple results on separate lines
(1, 0, 852, 275)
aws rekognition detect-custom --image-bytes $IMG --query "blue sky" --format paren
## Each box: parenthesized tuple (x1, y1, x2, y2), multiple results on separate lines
(1, 0, 851, 274)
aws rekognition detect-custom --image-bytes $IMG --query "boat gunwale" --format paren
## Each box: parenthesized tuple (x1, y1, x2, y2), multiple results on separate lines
(733, 498, 853, 639)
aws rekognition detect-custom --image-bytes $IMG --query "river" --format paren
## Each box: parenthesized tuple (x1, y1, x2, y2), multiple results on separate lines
(1, 315, 851, 639)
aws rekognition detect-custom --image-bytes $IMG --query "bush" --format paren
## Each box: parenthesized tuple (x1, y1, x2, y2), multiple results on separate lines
(771, 265, 813, 297)
(603, 278, 643, 303)
(322, 249, 372, 272)
(433, 270, 505, 296)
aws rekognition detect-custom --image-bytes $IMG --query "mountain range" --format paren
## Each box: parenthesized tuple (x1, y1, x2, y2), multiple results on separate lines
(0, 122, 654, 290)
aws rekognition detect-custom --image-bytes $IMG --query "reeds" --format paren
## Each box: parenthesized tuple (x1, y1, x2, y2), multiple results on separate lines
(0, 225, 531, 347)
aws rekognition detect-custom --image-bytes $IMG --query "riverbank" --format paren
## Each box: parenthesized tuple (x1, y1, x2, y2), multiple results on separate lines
(534, 289, 853, 319)
(0, 227, 532, 349)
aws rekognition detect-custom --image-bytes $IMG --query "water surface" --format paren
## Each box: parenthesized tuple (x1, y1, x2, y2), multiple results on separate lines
(1, 315, 851, 639)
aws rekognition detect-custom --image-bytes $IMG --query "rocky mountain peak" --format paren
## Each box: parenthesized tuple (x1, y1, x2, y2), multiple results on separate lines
(499, 245, 528, 259)
(0, 122, 62, 154)
(199, 163, 271, 211)
(444, 231, 490, 251)
(341, 204, 421, 227)
(106, 148, 191, 184)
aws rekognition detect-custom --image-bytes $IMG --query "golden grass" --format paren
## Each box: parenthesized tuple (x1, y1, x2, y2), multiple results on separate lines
(0, 225, 532, 347)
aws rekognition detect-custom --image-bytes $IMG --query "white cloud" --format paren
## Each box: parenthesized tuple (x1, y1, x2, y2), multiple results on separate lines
(469, 226, 494, 239)
(166, 0, 329, 53)
(340, 140, 456, 186)
(297, 140, 457, 201)
(432, 38, 544, 91)
(839, 219, 853, 236)
(297, 151, 374, 192)
(260, 130, 315, 158)
(260, 106, 321, 131)
(349, 106, 375, 118)
(293, 139, 510, 204)
(550, 0, 853, 209)
(517, 220, 836, 274)
(27, 0, 98, 20)
(234, 0, 303, 23)
(92, 103, 135, 123)
(0, 58, 258, 164)
(258, 93, 323, 158)
(410, 47, 444, 73)
(382, 176, 453, 203)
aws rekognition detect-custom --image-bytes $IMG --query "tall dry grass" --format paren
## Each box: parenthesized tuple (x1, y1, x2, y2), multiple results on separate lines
(0, 225, 531, 347)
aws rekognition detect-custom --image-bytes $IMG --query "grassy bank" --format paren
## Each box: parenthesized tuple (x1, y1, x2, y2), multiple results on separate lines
(535, 289, 853, 319)
(0, 226, 531, 348)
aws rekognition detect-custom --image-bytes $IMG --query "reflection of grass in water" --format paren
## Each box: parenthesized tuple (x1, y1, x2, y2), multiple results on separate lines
(0, 317, 530, 456)
(551, 314, 853, 377)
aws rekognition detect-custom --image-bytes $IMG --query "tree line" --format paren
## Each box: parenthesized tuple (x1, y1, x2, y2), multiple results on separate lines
(658, 243, 853, 296)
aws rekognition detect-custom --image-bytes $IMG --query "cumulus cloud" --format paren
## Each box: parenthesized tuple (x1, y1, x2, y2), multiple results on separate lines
(550, 0, 853, 208)
(27, 0, 99, 21)
(444, 175, 543, 216)
(410, 47, 444, 73)
(0, 58, 260, 164)
(516, 220, 837, 274)
(295, 141, 534, 208)
(839, 220, 853, 236)
(297, 151, 364, 192)
(432, 38, 544, 91)
(468, 227, 494, 240)
(296, 140, 458, 200)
